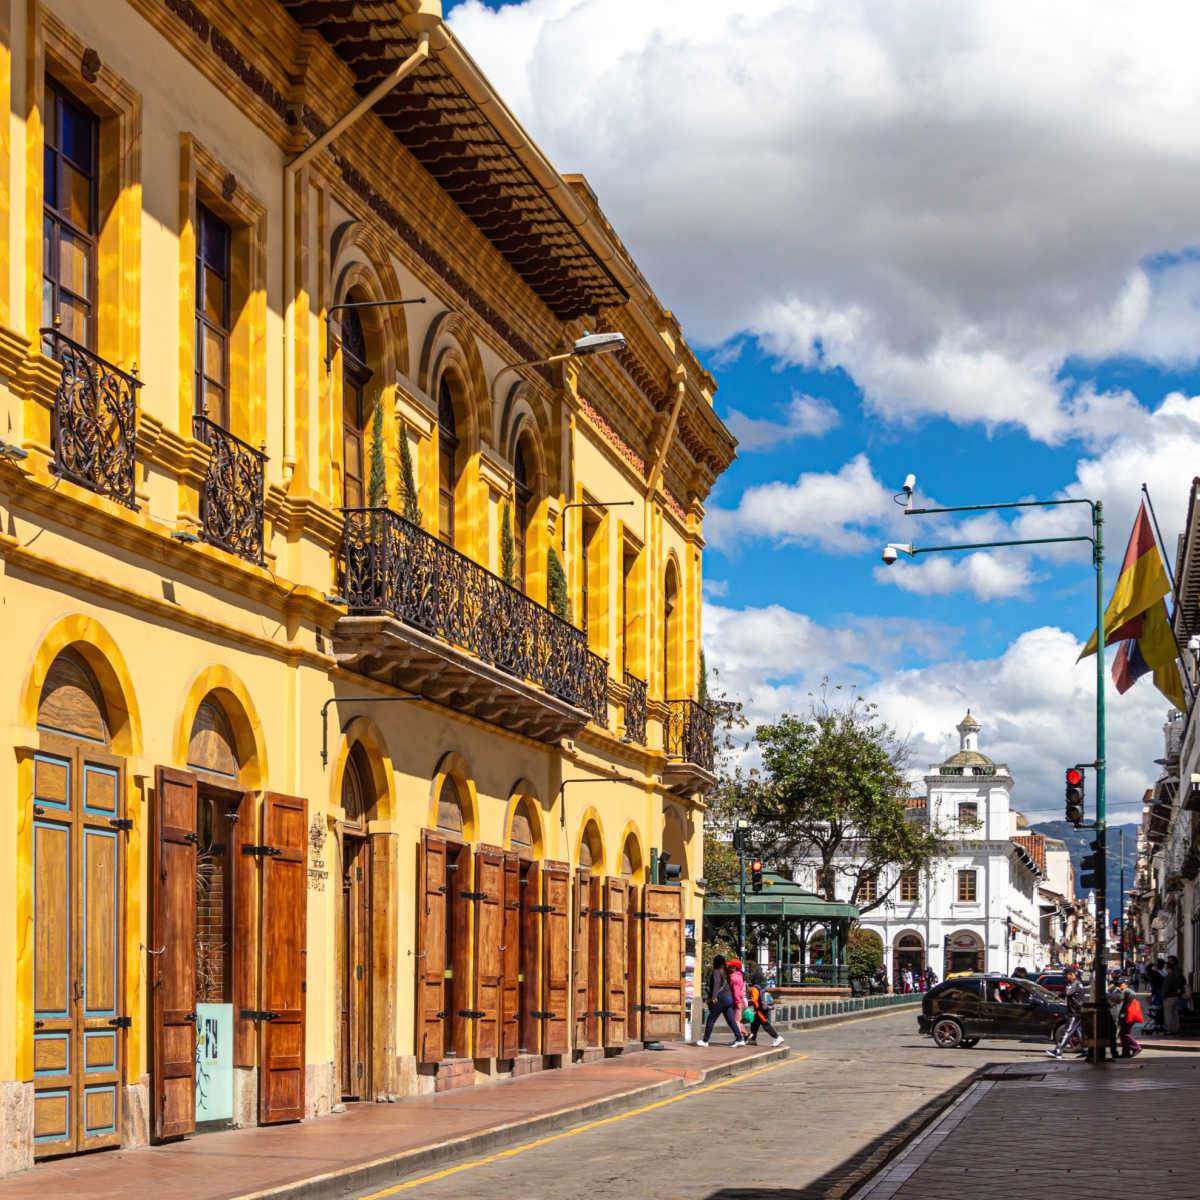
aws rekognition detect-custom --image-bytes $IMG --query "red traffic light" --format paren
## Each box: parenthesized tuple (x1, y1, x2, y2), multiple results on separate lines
(750, 860, 763, 872)
(1065, 768, 1084, 786)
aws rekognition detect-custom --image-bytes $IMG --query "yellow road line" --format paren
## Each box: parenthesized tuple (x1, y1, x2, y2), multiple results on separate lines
(357, 1053, 809, 1198)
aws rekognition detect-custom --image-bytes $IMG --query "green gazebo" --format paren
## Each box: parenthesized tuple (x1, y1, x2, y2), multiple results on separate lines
(704, 872, 860, 988)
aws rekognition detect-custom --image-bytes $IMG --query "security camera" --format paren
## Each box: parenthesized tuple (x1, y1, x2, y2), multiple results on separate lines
(881, 545, 899, 565)
(902, 474, 916, 496)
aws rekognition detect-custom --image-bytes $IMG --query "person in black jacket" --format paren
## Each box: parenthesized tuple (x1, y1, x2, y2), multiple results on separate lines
(1046, 967, 1083, 1060)
(696, 955, 745, 1047)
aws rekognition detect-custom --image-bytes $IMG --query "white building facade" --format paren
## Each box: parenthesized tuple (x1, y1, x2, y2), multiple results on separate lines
(793, 713, 1048, 984)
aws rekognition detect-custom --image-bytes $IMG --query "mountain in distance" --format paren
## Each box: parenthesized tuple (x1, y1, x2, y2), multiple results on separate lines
(1028, 820, 1140, 916)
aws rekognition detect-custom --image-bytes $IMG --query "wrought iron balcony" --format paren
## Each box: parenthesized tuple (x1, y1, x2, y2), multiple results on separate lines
(623, 671, 647, 745)
(42, 328, 140, 508)
(666, 699, 715, 772)
(335, 507, 608, 741)
(192, 414, 267, 563)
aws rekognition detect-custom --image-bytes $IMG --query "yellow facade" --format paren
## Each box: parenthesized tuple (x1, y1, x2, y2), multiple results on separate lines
(0, 0, 735, 1172)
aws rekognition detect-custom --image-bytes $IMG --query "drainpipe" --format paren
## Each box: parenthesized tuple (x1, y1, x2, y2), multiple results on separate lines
(282, 0, 444, 483)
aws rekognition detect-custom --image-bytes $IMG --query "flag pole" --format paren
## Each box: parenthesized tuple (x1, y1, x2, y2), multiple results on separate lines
(1140, 483, 1195, 709)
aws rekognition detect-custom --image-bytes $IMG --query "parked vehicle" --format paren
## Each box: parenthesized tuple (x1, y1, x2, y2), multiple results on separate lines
(917, 974, 1074, 1049)
(1032, 972, 1069, 994)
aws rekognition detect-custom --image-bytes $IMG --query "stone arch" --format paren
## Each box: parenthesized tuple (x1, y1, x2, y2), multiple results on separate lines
(418, 309, 491, 453)
(575, 806, 606, 873)
(617, 821, 644, 882)
(662, 552, 684, 699)
(428, 749, 478, 842)
(173, 665, 268, 790)
(330, 714, 396, 825)
(329, 220, 410, 376)
(661, 802, 689, 881)
(37, 649, 110, 743)
(21, 614, 143, 756)
(504, 782, 545, 859)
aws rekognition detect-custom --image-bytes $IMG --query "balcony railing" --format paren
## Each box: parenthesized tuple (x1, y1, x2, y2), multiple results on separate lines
(788, 963, 850, 988)
(666, 699, 714, 771)
(623, 671, 647, 745)
(42, 328, 140, 508)
(341, 507, 607, 724)
(193, 414, 267, 563)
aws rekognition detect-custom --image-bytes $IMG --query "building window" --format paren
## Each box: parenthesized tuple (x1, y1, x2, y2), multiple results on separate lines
(438, 380, 457, 545)
(857, 872, 878, 904)
(581, 516, 595, 634)
(959, 802, 979, 827)
(341, 307, 370, 509)
(662, 562, 679, 696)
(899, 869, 919, 903)
(513, 441, 531, 592)
(43, 80, 99, 349)
(957, 869, 978, 903)
(195, 204, 232, 427)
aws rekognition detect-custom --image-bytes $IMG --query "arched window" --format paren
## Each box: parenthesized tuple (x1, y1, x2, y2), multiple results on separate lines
(437, 379, 458, 546)
(513, 440, 531, 592)
(437, 775, 465, 834)
(188, 697, 239, 780)
(662, 562, 679, 698)
(342, 741, 374, 830)
(342, 306, 372, 509)
(510, 797, 534, 850)
(38, 650, 109, 743)
(579, 820, 603, 871)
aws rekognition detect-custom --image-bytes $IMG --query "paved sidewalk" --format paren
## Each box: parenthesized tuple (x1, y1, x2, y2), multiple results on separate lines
(855, 1055, 1200, 1198)
(0, 1040, 784, 1200)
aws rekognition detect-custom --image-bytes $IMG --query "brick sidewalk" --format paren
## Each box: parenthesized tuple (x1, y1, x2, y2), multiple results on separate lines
(855, 1055, 1200, 1198)
(0, 1040, 784, 1200)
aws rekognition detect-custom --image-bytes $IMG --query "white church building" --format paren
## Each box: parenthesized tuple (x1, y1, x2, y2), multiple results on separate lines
(793, 713, 1048, 984)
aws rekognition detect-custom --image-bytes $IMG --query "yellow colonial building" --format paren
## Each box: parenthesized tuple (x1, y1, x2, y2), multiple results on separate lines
(0, 0, 735, 1172)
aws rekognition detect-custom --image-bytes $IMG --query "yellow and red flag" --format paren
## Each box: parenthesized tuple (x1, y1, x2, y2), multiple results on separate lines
(1111, 598, 1187, 710)
(1078, 500, 1171, 660)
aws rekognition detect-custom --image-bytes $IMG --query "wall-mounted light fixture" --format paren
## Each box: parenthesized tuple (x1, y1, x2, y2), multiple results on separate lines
(324, 298, 427, 372)
(320, 693, 422, 765)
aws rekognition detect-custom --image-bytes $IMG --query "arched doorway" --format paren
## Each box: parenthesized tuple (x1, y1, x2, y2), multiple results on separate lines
(894, 932, 926, 991)
(947, 930, 985, 975)
(32, 650, 127, 1158)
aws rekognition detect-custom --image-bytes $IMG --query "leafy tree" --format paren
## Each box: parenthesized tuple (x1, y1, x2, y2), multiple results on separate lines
(699, 649, 710, 708)
(847, 927, 884, 981)
(547, 545, 570, 620)
(399, 422, 420, 526)
(367, 400, 387, 509)
(742, 685, 949, 916)
(700, 827, 740, 899)
(500, 503, 515, 587)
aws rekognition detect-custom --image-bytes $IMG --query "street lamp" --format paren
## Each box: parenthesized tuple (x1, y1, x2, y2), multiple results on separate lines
(490, 331, 627, 407)
(882, 479, 1109, 1065)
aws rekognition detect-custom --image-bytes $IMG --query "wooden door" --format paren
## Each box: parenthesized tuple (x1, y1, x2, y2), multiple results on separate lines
(339, 834, 371, 1099)
(542, 862, 570, 1054)
(519, 861, 542, 1055)
(642, 885, 685, 1041)
(572, 868, 591, 1048)
(472, 847, 504, 1058)
(627, 879, 642, 1043)
(33, 743, 126, 1157)
(259, 792, 307, 1124)
(603, 878, 629, 1047)
(448, 842, 473, 1059)
(586, 876, 603, 1046)
(500, 854, 521, 1058)
(151, 766, 198, 1142)
(417, 831, 448, 1063)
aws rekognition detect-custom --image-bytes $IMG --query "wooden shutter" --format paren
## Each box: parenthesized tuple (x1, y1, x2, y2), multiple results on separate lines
(449, 843, 473, 1060)
(586, 875, 603, 1046)
(603, 878, 629, 1047)
(152, 766, 198, 1141)
(572, 868, 591, 1048)
(642, 885, 685, 1040)
(472, 847, 504, 1058)
(232, 790, 257, 1068)
(259, 792, 307, 1124)
(519, 861, 542, 1055)
(542, 862, 570, 1054)
(627, 878, 642, 1044)
(500, 853, 521, 1058)
(417, 831, 448, 1064)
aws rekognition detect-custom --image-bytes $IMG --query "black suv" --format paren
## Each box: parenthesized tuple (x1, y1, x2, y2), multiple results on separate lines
(917, 974, 1073, 1049)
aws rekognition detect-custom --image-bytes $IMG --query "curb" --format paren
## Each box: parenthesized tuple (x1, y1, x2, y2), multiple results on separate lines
(234, 1046, 790, 1200)
(776, 1000, 921, 1034)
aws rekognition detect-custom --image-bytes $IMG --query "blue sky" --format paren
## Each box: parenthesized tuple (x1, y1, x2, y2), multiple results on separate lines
(446, 0, 1200, 819)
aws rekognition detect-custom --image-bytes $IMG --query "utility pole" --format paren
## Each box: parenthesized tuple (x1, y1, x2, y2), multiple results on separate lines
(734, 819, 749, 963)
(1119, 827, 1126, 968)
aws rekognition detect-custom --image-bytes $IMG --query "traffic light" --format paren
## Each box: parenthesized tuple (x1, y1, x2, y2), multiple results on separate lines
(751, 859, 763, 893)
(1080, 838, 1103, 891)
(1008, 922, 1017, 940)
(1064, 767, 1086, 825)
(1112, 918, 1119, 936)
(732, 826, 744, 852)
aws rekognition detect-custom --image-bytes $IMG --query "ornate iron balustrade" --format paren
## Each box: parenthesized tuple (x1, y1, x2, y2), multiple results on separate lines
(623, 671, 647, 745)
(666, 698, 715, 771)
(42, 328, 140, 507)
(192, 414, 267, 562)
(341, 507, 608, 724)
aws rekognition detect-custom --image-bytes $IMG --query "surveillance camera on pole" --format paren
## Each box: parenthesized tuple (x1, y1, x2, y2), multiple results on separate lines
(902, 474, 916, 511)
(881, 543, 913, 566)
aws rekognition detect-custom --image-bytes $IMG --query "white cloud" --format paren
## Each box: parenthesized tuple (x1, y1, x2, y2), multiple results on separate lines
(706, 452, 892, 553)
(874, 551, 1038, 601)
(449, 0, 1200, 444)
(723, 392, 840, 451)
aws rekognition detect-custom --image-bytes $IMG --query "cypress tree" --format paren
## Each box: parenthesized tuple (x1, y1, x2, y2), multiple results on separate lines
(399, 423, 420, 526)
(500, 502, 515, 587)
(368, 400, 387, 509)
(548, 545, 570, 621)
(699, 648, 710, 708)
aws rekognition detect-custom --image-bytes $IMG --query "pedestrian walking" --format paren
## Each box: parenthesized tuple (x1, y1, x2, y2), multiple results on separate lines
(1046, 966, 1083, 1059)
(745, 973, 785, 1047)
(727, 957, 750, 1039)
(1163, 956, 1184, 1036)
(902, 967, 914, 994)
(696, 955, 745, 1047)
(1116, 978, 1143, 1058)
(924, 966, 939, 990)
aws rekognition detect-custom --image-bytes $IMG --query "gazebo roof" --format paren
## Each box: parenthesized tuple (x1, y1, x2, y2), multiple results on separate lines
(704, 872, 859, 920)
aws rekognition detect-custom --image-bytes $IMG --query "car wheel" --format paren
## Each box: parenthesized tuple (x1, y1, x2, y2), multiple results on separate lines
(932, 1018, 963, 1049)
(959, 1038, 979, 1048)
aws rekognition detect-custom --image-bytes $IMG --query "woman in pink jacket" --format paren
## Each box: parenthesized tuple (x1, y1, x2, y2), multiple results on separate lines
(728, 958, 749, 1039)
